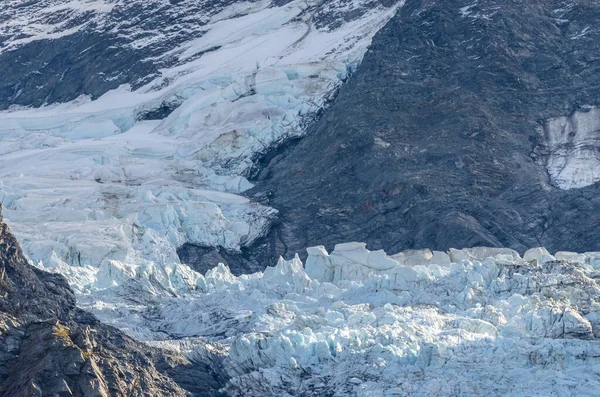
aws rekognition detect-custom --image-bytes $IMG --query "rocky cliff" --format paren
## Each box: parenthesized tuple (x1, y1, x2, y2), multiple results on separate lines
(0, 203, 223, 396)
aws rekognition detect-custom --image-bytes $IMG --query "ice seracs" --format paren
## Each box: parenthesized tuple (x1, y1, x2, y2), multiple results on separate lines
(141, 243, 600, 396)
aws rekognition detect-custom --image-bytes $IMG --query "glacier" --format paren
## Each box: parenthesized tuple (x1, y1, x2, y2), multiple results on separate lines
(3, 0, 600, 395)
(0, 0, 403, 325)
(150, 244, 600, 396)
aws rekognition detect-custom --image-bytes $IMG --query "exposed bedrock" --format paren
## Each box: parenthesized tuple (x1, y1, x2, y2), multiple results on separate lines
(227, 0, 600, 269)
(0, 204, 225, 396)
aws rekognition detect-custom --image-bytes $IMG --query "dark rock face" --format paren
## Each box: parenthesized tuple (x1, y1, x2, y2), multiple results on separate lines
(0, 204, 224, 396)
(177, 244, 251, 275)
(0, 31, 156, 111)
(0, 0, 397, 112)
(245, 0, 600, 265)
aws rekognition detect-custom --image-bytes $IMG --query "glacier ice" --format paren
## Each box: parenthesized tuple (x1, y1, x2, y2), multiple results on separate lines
(542, 106, 600, 189)
(0, 0, 403, 327)
(143, 243, 600, 396)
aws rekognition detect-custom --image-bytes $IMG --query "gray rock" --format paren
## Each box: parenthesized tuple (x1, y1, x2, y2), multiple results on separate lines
(242, 0, 600, 269)
(0, 204, 225, 396)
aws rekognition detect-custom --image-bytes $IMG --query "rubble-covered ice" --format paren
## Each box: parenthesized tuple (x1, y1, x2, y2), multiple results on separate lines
(140, 243, 600, 396)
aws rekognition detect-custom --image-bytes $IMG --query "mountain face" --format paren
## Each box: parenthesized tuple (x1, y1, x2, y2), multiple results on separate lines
(0, 204, 224, 396)
(3, 0, 600, 395)
(0, 0, 261, 109)
(245, 0, 600, 265)
(0, 0, 398, 110)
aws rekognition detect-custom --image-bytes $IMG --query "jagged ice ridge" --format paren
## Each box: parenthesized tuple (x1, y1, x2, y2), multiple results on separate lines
(155, 244, 600, 396)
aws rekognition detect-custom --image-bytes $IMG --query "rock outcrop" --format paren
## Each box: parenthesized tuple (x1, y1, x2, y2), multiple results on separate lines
(242, 0, 600, 267)
(0, 203, 224, 396)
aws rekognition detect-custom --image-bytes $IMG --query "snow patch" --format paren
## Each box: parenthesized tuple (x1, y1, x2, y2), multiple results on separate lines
(542, 106, 600, 189)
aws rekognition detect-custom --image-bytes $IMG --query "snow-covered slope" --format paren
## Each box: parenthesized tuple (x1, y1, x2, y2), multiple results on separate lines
(542, 106, 600, 189)
(0, 0, 403, 338)
(150, 244, 600, 396)
(0, 0, 404, 109)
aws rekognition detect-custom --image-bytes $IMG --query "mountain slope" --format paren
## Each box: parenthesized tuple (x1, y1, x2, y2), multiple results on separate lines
(3, 0, 600, 395)
(0, 0, 255, 109)
(247, 0, 600, 263)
